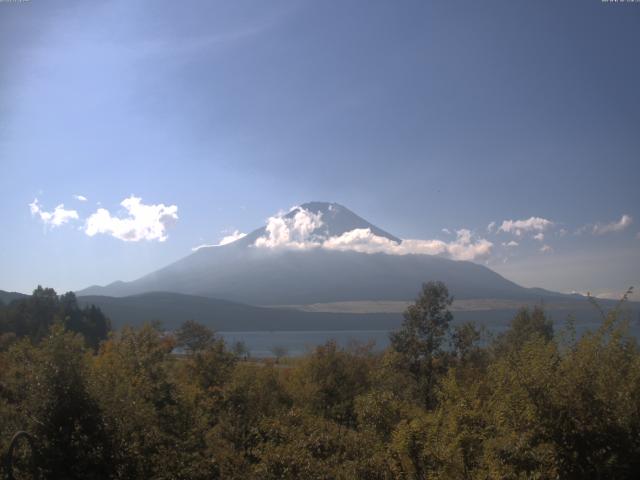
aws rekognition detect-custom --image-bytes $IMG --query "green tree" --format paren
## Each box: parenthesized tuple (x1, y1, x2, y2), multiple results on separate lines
(390, 281, 453, 408)
(493, 305, 553, 356)
(175, 320, 215, 353)
(4, 324, 112, 479)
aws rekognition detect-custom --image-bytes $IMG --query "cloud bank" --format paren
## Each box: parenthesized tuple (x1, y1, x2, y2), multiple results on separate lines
(29, 198, 79, 228)
(85, 196, 178, 242)
(253, 207, 493, 261)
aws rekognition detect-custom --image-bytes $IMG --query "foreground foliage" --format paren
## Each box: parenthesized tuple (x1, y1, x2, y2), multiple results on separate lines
(1, 283, 639, 479)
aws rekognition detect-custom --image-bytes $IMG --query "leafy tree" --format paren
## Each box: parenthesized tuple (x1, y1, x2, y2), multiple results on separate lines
(0, 287, 110, 349)
(3, 325, 112, 479)
(290, 340, 372, 427)
(175, 320, 215, 353)
(493, 305, 553, 356)
(390, 281, 453, 408)
(59, 292, 111, 349)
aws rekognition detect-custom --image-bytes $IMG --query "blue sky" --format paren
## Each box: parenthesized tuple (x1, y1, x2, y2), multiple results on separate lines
(1, 0, 638, 298)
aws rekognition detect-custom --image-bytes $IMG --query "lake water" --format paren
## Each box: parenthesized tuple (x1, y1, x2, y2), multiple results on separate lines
(219, 321, 640, 358)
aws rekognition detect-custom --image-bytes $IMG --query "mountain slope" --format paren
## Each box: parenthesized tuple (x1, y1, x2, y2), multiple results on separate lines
(77, 202, 577, 306)
(0, 290, 29, 305)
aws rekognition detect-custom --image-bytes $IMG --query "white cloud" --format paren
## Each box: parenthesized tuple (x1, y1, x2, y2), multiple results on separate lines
(191, 230, 247, 251)
(533, 232, 545, 242)
(498, 216, 553, 236)
(29, 198, 79, 228)
(539, 244, 553, 253)
(441, 228, 451, 235)
(254, 207, 324, 249)
(219, 230, 247, 245)
(502, 240, 519, 247)
(191, 243, 216, 252)
(487, 221, 496, 233)
(84, 196, 178, 242)
(323, 228, 492, 260)
(443, 229, 493, 260)
(253, 207, 493, 261)
(592, 214, 632, 235)
(322, 228, 404, 253)
(73, 194, 88, 202)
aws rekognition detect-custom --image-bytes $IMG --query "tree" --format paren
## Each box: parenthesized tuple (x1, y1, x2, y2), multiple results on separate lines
(5, 325, 112, 479)
(232, 340, 250, 359)
(493, 305, 553, 356)
(59, 292, 111, 350)
(290, 340, 372, 427)
(175, 320, 215, 353)
(390, 281, 453, 408)
(270, 345, 288, 363)
(0, 287, 110, 348)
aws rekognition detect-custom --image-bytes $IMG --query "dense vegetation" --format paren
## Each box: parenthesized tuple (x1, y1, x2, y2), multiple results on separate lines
(1, 282, 639, 479)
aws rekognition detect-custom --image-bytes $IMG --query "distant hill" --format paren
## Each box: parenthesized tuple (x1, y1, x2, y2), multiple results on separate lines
(77, 291, 403, 331)
(0, 290, 29, 305)
(76, 291, 635, 333)
(77, 202, 579, 306)
(3, 288, 634, 333)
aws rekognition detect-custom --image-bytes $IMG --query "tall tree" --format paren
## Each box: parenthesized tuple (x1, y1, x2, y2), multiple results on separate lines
(390, 281, 453, 408)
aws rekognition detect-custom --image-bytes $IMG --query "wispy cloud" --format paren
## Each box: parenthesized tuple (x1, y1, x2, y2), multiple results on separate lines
(592, 214, 632, 235)
(192, 230, 247, 251)
(498, 216, 553, 236)
(533, 232, 545, 242)
(85, 196, 178, 242)
(219, 230, 247, 245)
(73, 194, 88, 202)
(540, 244, 553, 253)
(29, 198, 79, 228)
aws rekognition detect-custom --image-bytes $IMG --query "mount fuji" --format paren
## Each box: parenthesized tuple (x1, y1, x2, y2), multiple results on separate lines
(77, 202, 570, 306)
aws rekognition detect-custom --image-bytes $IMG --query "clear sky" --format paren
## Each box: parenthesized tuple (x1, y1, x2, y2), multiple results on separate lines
(1, 0, 638, 298)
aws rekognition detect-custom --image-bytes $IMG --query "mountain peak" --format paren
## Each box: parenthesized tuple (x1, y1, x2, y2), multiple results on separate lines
(297, 201, 343, 212)
(284, 202, 401, 243)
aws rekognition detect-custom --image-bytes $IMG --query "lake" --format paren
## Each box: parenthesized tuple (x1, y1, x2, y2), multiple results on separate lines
(219, 320, 640, 358)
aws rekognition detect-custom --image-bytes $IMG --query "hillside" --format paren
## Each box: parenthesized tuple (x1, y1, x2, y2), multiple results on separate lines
(77, 291, 403, 331)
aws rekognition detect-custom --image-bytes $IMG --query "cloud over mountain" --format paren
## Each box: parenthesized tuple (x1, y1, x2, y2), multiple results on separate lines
(192, 230, 247, 251)
(254, 208, 324, 249)
(252, 206, 493, 261)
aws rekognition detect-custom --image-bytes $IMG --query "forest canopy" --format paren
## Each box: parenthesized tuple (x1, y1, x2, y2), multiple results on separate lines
(1, 282, 639, 479)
